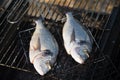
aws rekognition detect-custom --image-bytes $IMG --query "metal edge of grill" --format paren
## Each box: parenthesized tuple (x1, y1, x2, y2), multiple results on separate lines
(0, 0, 120, 80)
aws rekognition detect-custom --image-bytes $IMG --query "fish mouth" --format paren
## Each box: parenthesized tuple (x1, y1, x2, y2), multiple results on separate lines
(71, 51, 85, 64)
(33, 55, 51, 76)
(33, 62, 51, 76)
(78, 49, 89, 64)
(70, 46, 89, 64)
(83, 49, 89, 58)
(75, 55, 85, 64)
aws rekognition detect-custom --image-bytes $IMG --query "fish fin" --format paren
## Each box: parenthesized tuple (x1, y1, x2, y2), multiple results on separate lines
(70, 29, 75, 43)
(38, 37, 41, 51)
(30, 37, 41, 51)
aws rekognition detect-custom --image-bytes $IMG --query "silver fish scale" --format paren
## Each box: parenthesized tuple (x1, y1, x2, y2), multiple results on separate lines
(70, 19, 91, 43)
(39, 28, 58, 55)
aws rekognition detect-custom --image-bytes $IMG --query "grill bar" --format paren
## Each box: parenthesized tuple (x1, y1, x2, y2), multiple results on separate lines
(0, 0, 20, 25)
(0, 0, 13, 18)
(7, 0, 29, 24)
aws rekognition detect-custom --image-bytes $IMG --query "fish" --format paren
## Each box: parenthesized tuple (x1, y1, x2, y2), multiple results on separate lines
(62, 12, 93, 64)
(29, 18, 58, 75)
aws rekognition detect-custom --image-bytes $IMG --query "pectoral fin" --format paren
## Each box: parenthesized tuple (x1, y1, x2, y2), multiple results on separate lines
(70, 29, 75, 43)
(30, 37, 41, 51)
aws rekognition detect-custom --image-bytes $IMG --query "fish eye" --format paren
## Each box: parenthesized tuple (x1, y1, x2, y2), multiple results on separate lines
(43, 50, 52, 56)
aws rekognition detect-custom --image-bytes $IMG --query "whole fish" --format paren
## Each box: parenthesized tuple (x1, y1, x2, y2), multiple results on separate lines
(29, 18, 58, 75)
(62, 12, 93, 64)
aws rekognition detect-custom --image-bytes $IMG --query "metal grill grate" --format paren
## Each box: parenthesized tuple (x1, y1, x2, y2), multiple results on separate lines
(0, 0, 120, 80)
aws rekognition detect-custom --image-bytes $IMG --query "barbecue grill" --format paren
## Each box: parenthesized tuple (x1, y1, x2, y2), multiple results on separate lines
(0, 0, 120, 80)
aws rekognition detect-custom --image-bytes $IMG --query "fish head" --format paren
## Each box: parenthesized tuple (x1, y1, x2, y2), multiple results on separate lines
(70, 41, 91, 64)
(33, 50, 53, 76)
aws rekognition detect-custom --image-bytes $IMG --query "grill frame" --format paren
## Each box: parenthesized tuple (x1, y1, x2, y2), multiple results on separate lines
(0, 0, 120, 80)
